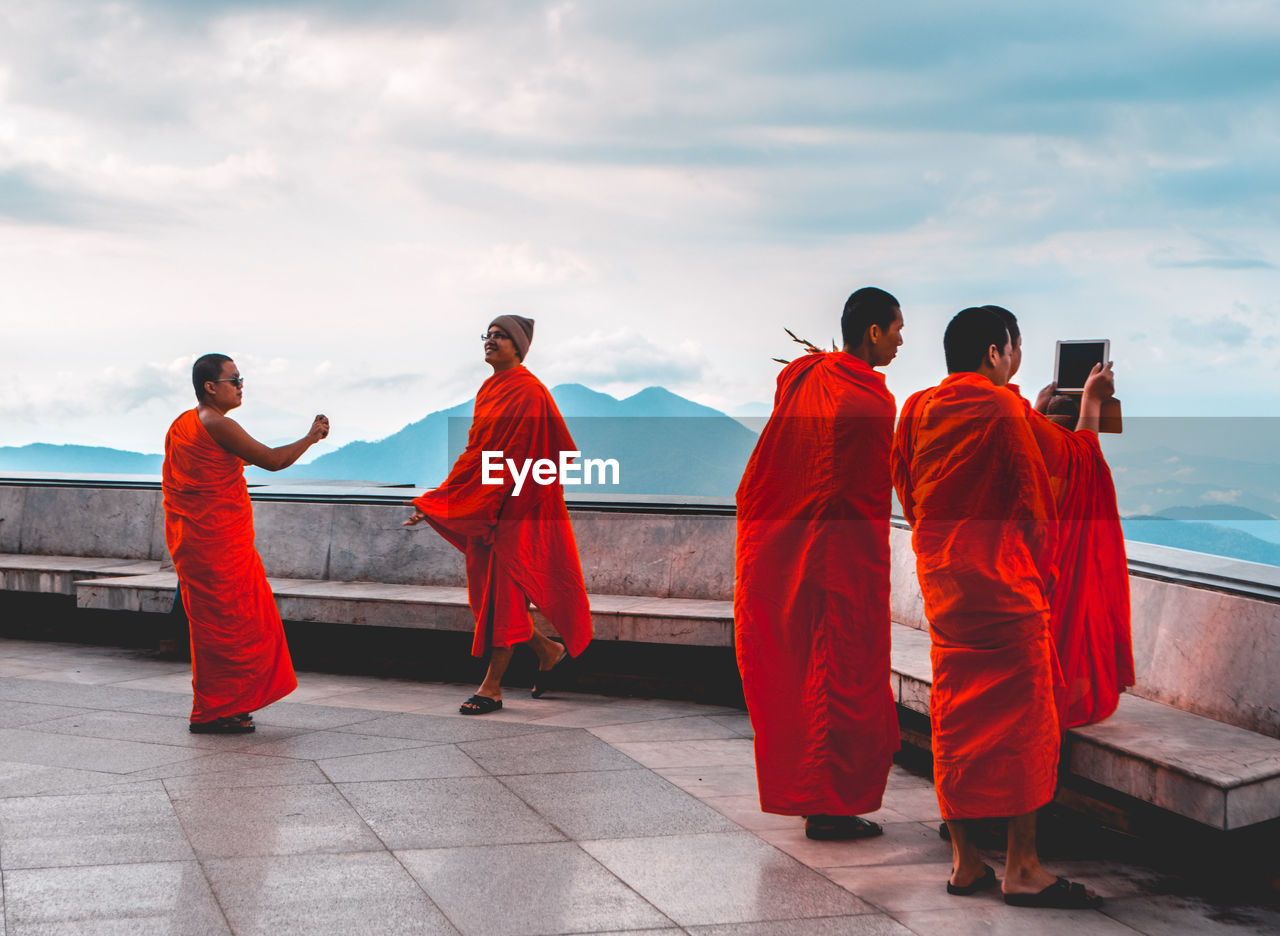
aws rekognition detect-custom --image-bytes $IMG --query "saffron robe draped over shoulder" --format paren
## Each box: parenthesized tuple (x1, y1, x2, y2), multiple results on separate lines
(735, 352, 900, 816)
(163, 409, 297, 723)
(1010, 388, 1135, 728)
(413, 365, 592, 658)
(892, 373, 1061, 820)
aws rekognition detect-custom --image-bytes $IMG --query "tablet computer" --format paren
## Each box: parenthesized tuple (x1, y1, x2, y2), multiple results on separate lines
(1054, 339, 1109, 392)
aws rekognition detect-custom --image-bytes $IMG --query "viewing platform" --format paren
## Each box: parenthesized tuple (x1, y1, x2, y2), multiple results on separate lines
(1, 474, 1278, 932)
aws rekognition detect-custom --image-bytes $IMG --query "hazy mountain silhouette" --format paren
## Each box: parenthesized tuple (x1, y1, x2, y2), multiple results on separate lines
(1122, 515, 1280, 566)
(0, 443, 161, 474)
(283, 383, 760, 495)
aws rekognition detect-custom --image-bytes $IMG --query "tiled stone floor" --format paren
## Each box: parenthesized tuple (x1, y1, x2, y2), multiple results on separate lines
(0, 637, 1277, 935)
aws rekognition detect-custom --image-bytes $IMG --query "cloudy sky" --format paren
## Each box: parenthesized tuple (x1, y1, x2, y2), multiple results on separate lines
(3, 0, 1278, 455)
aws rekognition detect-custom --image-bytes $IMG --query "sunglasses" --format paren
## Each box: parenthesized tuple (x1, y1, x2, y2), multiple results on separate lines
(210, 377, 244, 388)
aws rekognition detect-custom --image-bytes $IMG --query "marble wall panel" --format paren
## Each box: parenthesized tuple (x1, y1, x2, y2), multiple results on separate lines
(570, 511, 674, 598)
(148, 498, 169, 562)
(326, 504, 465, 587)
(667, 515, 735, 600)
(250, 502, 334, 579)
(1225, 776, 1280, 830)
(18, 487, 158, 558)
(889, 526, 927, 630)
(1128, 576, 1280, 739)
(0, 485, 27, 552)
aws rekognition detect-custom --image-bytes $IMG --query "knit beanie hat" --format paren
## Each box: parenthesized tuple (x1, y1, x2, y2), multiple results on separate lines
(489, 315, 535, 360)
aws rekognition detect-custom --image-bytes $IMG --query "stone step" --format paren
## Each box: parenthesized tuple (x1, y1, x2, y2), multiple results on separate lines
(73, 571, 734, 647)
(0, 554, 164, 595)
(886, 621, 1280, 832)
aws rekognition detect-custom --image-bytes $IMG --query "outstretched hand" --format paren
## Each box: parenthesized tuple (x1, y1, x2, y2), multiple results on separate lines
(403, 501, 428, 527)
(1082, 361, 1115, 401)
(309, 414, 330, 443)
(1033, 382, 1057, 414)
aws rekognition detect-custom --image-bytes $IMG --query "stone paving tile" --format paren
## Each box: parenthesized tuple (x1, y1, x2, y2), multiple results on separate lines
(894, 904, 1143, 935)
(760, 821, 951, 870)
(0, 677, 191, 715)
(704, 713, 754, 737)
(117, 751, 312, 783)
(700, 794, 797, 832)
(611, 738, 756, 770)
(169, 783, 385, 859)
(316, 744, 486, 783)
(249, 700, 390, 730)
(581, 831, 874, 927)
(337, 777, 565, 850)
(398, 841, 675, 936)
(2, 860, 230, 935)
(0, 790, 194, 870)
(236, 728, 429, 760)
(1099, 893, 1280, 935)
(0, 700, 92, 727)
(203, 852, 458, 936)
(13, 661, 190, 686)
(0, 659, 55, 677)
(28, 709, 258, 750)
(588, 715, 746, 743)
(0, 727, 204, 774)
(655, 764, 760, 798)
(874, 783, 942, 822)
(460, 728, 643, 775)
(688, 917, 916, 935)
(824, 861, 978, 913)
(331, 711, 557, 744)
(0, 761, 125, 799)
(162, 759, 331, 792)
(108, 670, 195, 693)
(500, 768, 739, 840)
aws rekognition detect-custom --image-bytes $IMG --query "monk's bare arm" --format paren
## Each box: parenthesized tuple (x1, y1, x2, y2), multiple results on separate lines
(1075, 362, 1114, 435)
(201, 411, 330, 471)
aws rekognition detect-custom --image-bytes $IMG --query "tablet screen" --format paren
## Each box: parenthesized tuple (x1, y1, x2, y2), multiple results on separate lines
(1055, 340, 1108, 391)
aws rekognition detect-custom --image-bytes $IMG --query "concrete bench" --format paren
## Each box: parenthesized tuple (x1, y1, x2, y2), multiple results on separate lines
(3, 477, 1279, 832)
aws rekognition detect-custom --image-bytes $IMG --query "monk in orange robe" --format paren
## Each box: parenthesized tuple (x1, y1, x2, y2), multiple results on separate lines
(735, 286, 904, 841)
(405, 315, 592, 714)
(893, 307, 1100, 908)
(986, 307, 1134, 728)
(163, 354, 329, 733)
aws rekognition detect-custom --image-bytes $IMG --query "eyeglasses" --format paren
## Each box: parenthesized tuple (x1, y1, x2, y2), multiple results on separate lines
(481, 331, 512, 343)
(211, 377, 244, 388)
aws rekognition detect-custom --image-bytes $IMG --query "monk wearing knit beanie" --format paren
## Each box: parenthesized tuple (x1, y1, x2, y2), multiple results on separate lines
(489, 315, 535, 361)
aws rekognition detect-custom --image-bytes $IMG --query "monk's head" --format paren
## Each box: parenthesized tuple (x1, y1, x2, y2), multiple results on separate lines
(841, 286, 903, 367)
(192, 353, 242, 410)
(983, 305, 1021, 380)
(944, 307, 1014, 385)
(484, 315, 534, 373)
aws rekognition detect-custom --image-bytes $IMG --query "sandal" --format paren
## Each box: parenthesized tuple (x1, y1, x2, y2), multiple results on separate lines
(1004, 877, 1103, 909)
(189, 715, 256, 734)
(804, 815, 884, 841)
(459, 694, 503, 715)
(531, 647, 571, 699)
(948, 863, 997, 896)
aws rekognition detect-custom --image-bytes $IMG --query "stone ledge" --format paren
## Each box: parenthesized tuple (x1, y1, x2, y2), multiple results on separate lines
(0, 554, 164, 595)
(888, 621, 1280, 832)
(73, 571, 735, 647)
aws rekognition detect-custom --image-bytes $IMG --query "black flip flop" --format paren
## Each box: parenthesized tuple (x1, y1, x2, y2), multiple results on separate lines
(948, 863, 997, 896)
(189, 715, 256, 734)
(531, 648, 570, 699)
(804, 815, 884, 841)
(459, 694, 503, 715)
(1004, 877, 1103, 909)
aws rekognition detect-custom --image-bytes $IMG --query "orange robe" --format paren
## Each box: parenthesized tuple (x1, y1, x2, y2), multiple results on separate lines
(735, 353, 900, 816)
(163, 410, 297, 723)
(892, 373, 1060, 819)
(1010, 387, 1135, 728)
(413, 365, 592, 658)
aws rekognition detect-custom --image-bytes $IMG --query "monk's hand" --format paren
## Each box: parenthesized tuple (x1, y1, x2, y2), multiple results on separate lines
(309, 414, 330, 442)
(1082, 361, 1115, 402)
(402, 505, 428, 527)
(1033, 382, 1057, 413)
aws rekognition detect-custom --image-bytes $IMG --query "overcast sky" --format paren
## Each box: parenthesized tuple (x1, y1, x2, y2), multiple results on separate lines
(3, 0, 1278, 455)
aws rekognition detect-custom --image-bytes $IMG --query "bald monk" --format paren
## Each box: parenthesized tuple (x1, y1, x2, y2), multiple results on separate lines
(736, 286, 904, 841)
(404, 316, 592, 714)
(892, 307, 1101, 908)
(986, 307, 1134, 728)
(163, 354, 329, 733)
